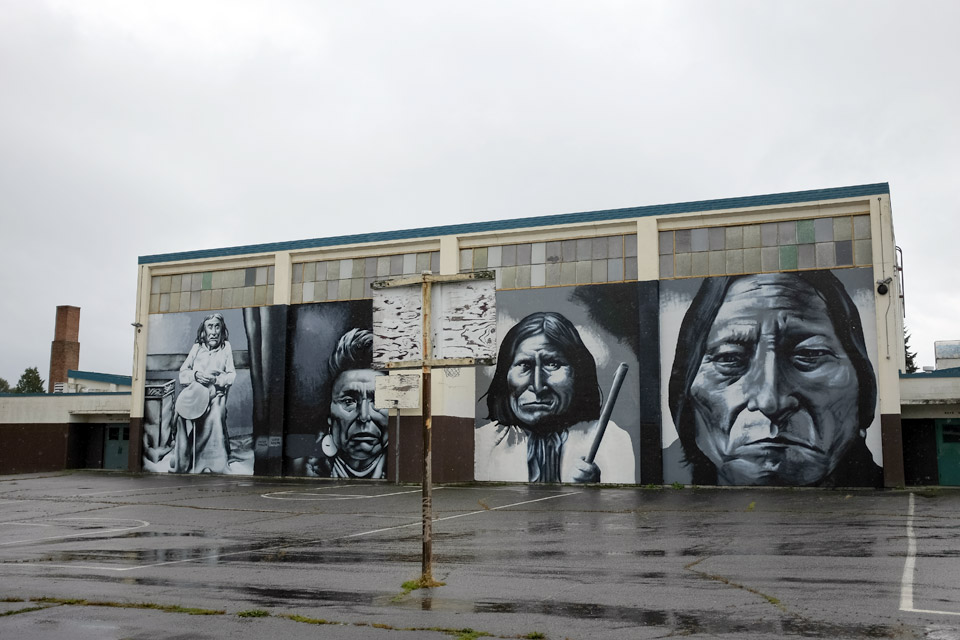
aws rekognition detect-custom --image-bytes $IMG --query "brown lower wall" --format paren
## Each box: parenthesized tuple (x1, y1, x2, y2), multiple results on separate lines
(389, 415, 475, 484)
(0, 424, 70, 474)
(881, 413, 905, 488)
(128, 417, 144, 472)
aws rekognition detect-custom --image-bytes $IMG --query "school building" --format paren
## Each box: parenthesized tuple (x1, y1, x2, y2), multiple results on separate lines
(120, 182, 960, 488)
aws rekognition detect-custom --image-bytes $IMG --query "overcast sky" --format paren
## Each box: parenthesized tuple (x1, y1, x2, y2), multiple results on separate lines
(1, 0, 957, 386)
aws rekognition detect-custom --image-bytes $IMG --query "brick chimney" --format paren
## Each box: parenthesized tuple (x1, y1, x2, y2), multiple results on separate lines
(49, 305, 80, 393)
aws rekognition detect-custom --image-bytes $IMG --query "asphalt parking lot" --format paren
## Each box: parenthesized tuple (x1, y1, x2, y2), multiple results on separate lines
(0, 471, 958, 639)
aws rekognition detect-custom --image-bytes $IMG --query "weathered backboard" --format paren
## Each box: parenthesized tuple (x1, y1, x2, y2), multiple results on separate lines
(373, 277, 496, 366)
(372, 287, 424, 363)
(431, 280, 496, 360)
(375, 374, 421, 409)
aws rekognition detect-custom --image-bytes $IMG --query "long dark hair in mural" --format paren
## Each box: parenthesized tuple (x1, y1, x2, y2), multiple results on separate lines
(285, 301, 387, 478)
(663, 269, 881, 487)
(476, 282, 641, 484)
(144, 309, 255, 474)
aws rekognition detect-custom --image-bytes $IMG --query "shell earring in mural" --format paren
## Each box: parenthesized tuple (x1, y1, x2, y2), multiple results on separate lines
(320, 433, 338, 458)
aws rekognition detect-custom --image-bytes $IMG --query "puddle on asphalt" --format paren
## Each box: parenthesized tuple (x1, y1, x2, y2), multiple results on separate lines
(242, 585, 376, 606)
(527, 521, 567, 535)
(776, 540, 876, 557)
(34, 544, 474, 568)
(472, 599, 905, 637)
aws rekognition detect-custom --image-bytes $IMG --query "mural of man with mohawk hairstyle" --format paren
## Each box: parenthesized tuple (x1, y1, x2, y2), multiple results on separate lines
(302, 328, 390, 478)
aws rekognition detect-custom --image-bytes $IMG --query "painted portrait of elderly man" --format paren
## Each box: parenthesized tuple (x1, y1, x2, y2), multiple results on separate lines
(475, 283, 641, 484)
(143, 308, 255, 475)
(665, 269, 881, 487)
(283, 300, 389, 479)
(299, 328, 389, 479)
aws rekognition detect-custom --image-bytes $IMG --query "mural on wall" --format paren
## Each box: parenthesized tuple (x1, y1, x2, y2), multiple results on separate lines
(284, 301, 389, 478)
(475, 282, 644, 484)
(660, 268, 882, 487)
(144, 309, 256, 474)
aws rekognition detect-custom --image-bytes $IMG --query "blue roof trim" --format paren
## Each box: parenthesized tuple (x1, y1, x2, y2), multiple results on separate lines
(67, 370, 132, 386)
(900, 367, 960, 379)
(139, 182, 890, 264)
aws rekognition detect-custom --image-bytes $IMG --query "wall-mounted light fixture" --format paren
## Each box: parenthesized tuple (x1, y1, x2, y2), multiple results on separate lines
(876, 277, 892, 295)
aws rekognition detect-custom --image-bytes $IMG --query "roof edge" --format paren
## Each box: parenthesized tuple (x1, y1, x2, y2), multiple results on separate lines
(139, 182, 890, 265)
(67, 370, 133, 386)
(900, 366, 960, 379)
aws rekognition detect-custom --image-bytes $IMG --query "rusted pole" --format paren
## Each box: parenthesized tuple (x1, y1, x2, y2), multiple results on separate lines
(421, 365, 432, 581)
(421, 278, 433, 582)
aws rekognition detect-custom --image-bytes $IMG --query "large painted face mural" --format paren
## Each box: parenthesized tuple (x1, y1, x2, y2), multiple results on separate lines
(144, 301, 382, 478)
(476, 282, 643, 484)
(284, 302, 387, 478)
(661, 268, 882, 487)
(143, 309, 253, 475)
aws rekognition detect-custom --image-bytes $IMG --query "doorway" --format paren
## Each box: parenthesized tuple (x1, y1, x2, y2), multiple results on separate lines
(936, 419, 960, 486)
(103, 425, 130, 470)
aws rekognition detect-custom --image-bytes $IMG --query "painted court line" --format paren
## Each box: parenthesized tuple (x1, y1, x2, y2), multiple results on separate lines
(75, 482, 239, 497)
(31, 490, 581, 572)
(900, 492, 960, 617)
(341, 491, 582, 538)
(261, 488, 430, 501)
(0, 518, 149, 546)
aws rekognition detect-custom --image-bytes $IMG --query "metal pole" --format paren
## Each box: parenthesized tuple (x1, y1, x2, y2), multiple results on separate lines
(393, 408, 400, 484)
(421, 366, 432, 581)
(420, 278, 434, 582)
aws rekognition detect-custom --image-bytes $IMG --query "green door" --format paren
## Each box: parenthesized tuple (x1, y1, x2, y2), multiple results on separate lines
(103, 426, 130, 470)
(936, 419, 960, 486)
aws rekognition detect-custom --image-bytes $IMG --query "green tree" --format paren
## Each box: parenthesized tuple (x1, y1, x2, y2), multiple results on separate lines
(0, 377, 9, 393)
(904, 326, 918, 373)
(13, 367, 45, 394)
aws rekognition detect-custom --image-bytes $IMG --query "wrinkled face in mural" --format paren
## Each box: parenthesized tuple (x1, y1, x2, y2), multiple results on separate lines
(689, 273, 860, 485)
(329, 368, 389, 469)
(507, 334, 576, 429)
(203, 318, 223, 350)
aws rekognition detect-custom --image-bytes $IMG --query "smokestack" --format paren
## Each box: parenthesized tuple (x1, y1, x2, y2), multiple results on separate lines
(49, 305, 80, 393)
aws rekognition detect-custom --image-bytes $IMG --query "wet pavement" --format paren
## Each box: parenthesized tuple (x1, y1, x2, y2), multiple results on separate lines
(0, 472, 958, 639)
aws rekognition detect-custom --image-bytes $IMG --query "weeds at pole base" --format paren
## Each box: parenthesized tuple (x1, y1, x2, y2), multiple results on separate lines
(402, 576, 446, 592)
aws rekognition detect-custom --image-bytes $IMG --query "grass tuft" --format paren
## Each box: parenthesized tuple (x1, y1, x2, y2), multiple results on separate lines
(403, 576, 446, 590)
(237, 609, 270, 618)
(33, 597, 224, 615)
(280, 613, 334, 625)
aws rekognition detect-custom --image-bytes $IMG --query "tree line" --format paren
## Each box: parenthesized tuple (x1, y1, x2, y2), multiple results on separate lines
(0, 367, 46, 394)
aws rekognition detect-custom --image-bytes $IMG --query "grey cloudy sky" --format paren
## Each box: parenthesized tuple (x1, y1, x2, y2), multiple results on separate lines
(1, 0, 957, 386)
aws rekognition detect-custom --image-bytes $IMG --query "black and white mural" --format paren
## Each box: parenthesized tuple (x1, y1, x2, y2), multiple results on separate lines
(475, 282, 644, 484)
(144, 310, 255, 474)
(660, 268, 882, 487)
(284, 301, 388, 478)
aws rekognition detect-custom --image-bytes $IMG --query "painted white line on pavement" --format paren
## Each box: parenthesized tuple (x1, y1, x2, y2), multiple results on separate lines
(0, 518, 149, 546)
(900, 492, 960, 617)
(261, 488, 431, 501)
(341, 491, 582, 539)
(75, 482, 238, 496)
(32, 490, 582, 572)
(900, 492, 916, 611)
